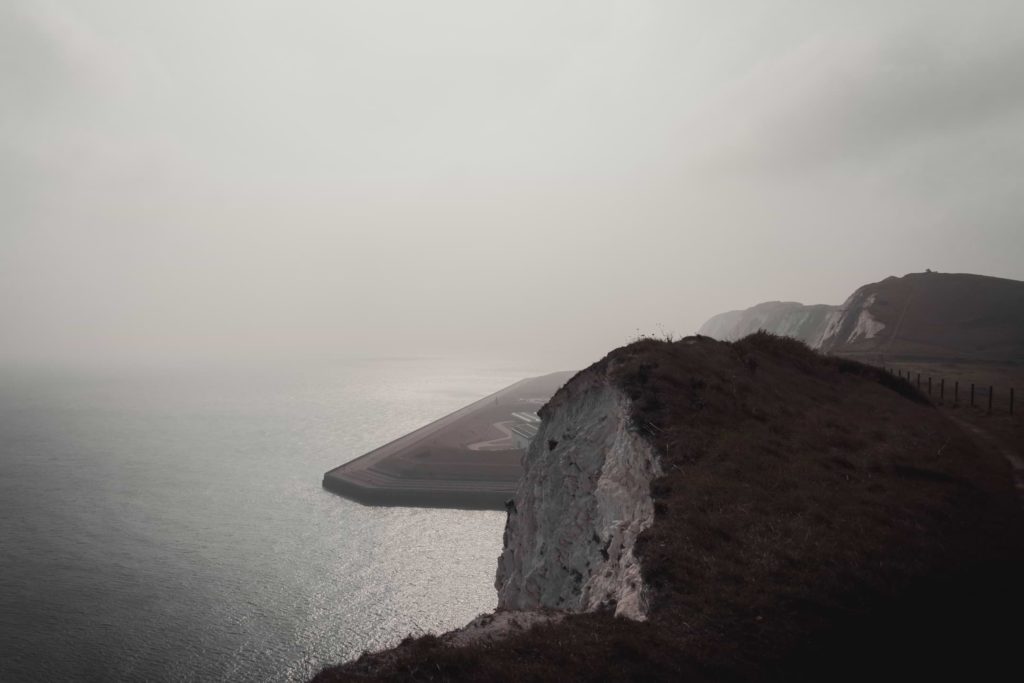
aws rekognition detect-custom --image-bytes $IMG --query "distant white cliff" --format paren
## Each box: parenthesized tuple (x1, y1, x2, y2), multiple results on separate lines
(813, 290, 886, 352)
(495, 363, 661, 621)
(699, 292, 886, 353)
(699, 271, 1024, 362)
(699, 301, 839, 347)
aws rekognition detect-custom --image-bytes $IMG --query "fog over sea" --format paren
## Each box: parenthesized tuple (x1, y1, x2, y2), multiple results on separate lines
(0, 357, 544, 681)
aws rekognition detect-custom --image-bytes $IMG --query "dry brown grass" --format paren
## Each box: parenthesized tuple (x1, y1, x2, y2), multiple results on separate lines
(314, 334, 1024, 682)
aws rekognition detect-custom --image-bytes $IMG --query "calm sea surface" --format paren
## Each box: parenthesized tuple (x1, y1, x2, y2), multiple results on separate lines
(0, 358, 540, 681)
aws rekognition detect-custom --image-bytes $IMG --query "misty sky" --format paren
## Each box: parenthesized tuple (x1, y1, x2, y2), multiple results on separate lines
(3, 1, 1023, 369)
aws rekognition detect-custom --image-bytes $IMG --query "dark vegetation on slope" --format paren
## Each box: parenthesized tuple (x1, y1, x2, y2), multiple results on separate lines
(314, 334, 1024, 682)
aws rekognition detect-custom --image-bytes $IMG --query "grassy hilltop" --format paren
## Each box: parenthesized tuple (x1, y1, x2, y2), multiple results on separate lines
(315, 334, 1024, 682)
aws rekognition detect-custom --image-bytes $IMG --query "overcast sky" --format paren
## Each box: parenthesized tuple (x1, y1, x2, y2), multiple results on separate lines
(3, 0, 1023, 369)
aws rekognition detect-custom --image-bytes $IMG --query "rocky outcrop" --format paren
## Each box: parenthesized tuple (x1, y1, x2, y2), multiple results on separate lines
(495, 364, 661, 621)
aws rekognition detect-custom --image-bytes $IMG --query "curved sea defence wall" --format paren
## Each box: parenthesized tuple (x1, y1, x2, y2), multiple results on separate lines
(322, 372, 575, 511)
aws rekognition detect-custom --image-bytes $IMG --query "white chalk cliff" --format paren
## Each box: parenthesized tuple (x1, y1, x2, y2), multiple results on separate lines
(698, 288, 887, 353)
(699, 301, 837, 346)
(813, 290, 886, 352)
(495, 363, 662, 621)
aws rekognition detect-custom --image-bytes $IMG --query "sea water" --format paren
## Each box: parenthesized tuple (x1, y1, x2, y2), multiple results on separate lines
(0, 357, 540, 681)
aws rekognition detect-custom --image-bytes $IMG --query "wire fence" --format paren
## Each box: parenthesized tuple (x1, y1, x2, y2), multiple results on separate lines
(884, 367, 1016, 416)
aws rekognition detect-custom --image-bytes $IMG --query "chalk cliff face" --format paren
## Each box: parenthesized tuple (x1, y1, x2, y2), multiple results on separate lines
(698, 293, 886, 353)
(699, 301, 837, 346)
(495, 363, 661, 621)
(813, 288, 885, 352)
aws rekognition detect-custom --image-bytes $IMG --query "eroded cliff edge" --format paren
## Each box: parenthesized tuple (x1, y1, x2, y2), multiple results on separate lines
(495, 362, 661, 620)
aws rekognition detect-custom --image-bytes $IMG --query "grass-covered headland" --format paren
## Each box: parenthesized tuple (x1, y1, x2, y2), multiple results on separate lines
(315, 334, 1024, 682)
